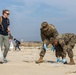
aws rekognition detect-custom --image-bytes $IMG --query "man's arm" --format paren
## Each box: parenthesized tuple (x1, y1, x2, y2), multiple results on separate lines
(7, 26, 10, 33)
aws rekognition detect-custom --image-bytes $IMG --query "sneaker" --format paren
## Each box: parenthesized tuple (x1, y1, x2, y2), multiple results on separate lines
(4, 59, 8, 63)
(0, 62, 3, 64)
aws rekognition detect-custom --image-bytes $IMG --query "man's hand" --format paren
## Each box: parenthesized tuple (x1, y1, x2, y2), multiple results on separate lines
(53, 39, 58, 46)
(7, 27, 10, 32)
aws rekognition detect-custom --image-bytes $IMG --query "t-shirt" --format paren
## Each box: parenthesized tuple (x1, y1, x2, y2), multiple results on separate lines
(0, 16, 10, 35)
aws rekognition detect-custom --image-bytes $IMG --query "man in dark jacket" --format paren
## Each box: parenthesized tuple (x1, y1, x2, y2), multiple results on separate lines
(0, 9, 10, 63)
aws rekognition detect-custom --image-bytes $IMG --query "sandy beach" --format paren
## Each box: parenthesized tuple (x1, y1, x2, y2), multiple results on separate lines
(0, 44, 76, 75)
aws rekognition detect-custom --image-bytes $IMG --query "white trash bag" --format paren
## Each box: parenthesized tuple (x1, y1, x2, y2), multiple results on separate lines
(0, 46, 4, 63)
(9, 40, 14, 50)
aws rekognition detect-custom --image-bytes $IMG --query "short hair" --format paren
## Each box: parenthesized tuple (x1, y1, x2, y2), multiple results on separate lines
(14, 38, 16, 40)
(2, 9, 9, 15)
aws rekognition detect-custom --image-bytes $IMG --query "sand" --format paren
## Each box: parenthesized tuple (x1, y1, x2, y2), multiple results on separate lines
(0, 46, 76, 75)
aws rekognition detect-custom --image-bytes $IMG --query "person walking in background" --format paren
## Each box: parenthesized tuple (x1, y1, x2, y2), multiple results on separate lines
(14, 38, 21, 50)
(0, 9, 10, 63)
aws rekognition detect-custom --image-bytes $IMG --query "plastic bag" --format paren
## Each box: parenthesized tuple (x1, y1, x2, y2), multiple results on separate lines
(10, 40, 14, 50)
(0, 46, 4, 63)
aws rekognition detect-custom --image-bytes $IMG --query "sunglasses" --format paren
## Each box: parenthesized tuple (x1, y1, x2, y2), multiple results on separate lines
(5, 12, 10, 15)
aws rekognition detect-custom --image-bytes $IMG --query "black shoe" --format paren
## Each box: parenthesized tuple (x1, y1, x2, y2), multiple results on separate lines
(0, 62, 3, 64)
(63, 61, 67, 64)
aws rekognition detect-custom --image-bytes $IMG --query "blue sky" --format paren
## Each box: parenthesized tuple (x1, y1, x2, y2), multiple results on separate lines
(0, 0, 76, 41)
